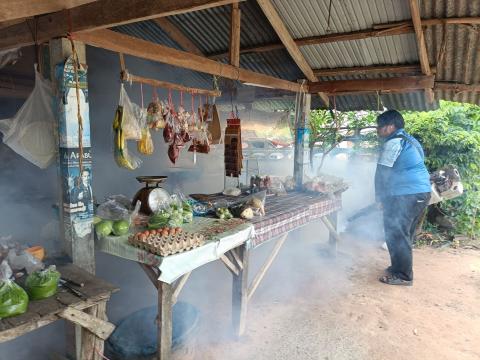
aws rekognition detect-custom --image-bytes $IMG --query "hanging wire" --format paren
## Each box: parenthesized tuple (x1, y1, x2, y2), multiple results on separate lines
(66, 11, 85, 174)
(326, 0, 334, 33)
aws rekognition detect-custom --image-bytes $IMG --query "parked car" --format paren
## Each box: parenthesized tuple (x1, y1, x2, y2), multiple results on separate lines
(242, 138, 293, 160)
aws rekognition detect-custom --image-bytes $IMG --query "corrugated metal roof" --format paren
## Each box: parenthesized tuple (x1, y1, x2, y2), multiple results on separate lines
(272, 0, 417, 68)
(421, 0, 480, 105)
(273, 0, 411, 36)
(168, 1, 281, 53)
(110, 0, 480, 112)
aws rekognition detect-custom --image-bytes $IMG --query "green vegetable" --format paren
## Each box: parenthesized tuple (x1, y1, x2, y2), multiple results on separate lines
(95, 220, 113, 237)
(216, 207, 232, 220)
(182, 201, 193, 212)
(112, 220, 130, 236)
(148, 212, 170, 228)
(168, 213, 183, 227)
(25, 267, 60, 300)
(0, 280, 29, 318)
(183, 211, 193, 223)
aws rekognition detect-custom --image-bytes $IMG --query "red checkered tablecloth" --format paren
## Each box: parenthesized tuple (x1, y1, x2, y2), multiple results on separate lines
(249, 191, 343, 247)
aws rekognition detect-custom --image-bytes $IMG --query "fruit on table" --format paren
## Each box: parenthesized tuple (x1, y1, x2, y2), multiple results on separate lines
(216, 207, 233, 220)
(112, 220, 130, 236)
(95, 220, 113, 237)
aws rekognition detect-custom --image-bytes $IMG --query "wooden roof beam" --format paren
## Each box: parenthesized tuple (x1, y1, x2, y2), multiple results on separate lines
(0, 0, 97, 23)
(153, 18, 204, 56)
(373, 17, 480, 29)
(409, 0, 434, 103)
(207, 16, 480, 60)
(0, 0, 244, 51)
(435, 82, 480, 93)
(256, 0, 328, 106)
(74, 29, 302, 92)
(313, 64, 424, 77)
(308, 75, 434, 94)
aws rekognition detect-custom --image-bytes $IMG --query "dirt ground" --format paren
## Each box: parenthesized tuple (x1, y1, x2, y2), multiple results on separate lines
(184, 229, 480, 360)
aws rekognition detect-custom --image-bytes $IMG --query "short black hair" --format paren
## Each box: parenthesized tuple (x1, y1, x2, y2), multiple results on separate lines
(377, 109, 405, 129)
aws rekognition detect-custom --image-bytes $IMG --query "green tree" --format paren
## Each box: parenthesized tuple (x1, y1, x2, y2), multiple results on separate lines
(403, 101, 480, 238)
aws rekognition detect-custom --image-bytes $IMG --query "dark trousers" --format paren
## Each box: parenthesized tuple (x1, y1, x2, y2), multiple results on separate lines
(382, 192, 431, 281)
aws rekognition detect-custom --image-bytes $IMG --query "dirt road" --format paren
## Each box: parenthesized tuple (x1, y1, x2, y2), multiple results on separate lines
(188, 229, 480, 360)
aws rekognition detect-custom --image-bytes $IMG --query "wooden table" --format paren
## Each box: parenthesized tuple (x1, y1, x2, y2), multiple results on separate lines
(138, 191, 344, 359)
(0, 264, 118, 360)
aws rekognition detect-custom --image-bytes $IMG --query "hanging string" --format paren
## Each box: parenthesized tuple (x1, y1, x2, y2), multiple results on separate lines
(180, 90, 184, 109)
(67, 12, 84, 175)
(26, 17, 40, 73)
(140, 83, 144, 109)
(326, 0, 334, 33)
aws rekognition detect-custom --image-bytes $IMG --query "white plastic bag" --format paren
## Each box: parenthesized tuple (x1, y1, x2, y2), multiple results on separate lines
(0, 69, 55, 168)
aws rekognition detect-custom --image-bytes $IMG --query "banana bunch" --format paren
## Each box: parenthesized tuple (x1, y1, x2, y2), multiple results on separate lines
(113, 105, 141, 170)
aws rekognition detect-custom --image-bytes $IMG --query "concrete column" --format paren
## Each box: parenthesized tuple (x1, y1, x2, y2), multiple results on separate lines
(293, 91, 311, 188)
(50, 38, 94, 274)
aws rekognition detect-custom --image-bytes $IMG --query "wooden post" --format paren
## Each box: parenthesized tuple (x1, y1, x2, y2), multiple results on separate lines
(158, 281, 174, 360)
(293, 89, 310, 188)
(232, 244, 249, 337)
(229, 2, 241, 67)
(50, 38, 95, 275)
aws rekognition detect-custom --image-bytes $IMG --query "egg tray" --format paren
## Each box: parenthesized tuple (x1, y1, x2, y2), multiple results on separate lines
(128, 231, 205, 257)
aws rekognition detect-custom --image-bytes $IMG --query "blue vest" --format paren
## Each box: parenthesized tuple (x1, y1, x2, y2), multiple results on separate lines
(377, 129, 431, 197)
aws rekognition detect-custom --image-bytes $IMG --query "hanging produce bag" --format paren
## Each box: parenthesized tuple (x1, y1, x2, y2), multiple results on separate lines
(207, 104, 222, 145)
(113, 85, 144, 170)
(137, 127, 154, 155)
(146, 90, 166, 130)
(25, 265, 60, 300)
(0, 69, 56, 169)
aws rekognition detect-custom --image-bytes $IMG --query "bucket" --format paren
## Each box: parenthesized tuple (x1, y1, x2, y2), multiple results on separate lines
(107, 302, 199, 360)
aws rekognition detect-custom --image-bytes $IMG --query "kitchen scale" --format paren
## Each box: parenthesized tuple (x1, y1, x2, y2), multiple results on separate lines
(132, 176, 170, 215)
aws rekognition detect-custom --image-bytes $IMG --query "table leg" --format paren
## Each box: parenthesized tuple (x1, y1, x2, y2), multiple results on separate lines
(327, 211, 338, 256)
(232, 244, 249, 337)
(158, 281, 173, 360)
(80, 305, 99, 360)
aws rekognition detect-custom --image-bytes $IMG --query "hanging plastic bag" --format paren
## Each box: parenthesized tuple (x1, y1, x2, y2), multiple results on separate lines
(137, 127, 154, 155)
(113, 85, 143, 170)
(0, 69, 55, 168)
(208, 103, 222, 145)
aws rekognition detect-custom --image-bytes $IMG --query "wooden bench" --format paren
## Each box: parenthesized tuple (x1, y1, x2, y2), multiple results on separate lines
(0, 264, 118, 360)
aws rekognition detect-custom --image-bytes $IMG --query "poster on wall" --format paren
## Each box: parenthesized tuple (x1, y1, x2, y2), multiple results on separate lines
(60, 147, 93, 219)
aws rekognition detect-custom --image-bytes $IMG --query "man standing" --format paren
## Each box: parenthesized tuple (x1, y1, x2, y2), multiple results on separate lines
(375, 110, 431, 286)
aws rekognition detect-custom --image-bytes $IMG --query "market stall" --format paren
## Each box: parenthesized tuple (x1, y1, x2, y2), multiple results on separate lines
(2, 1, 476, 360)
